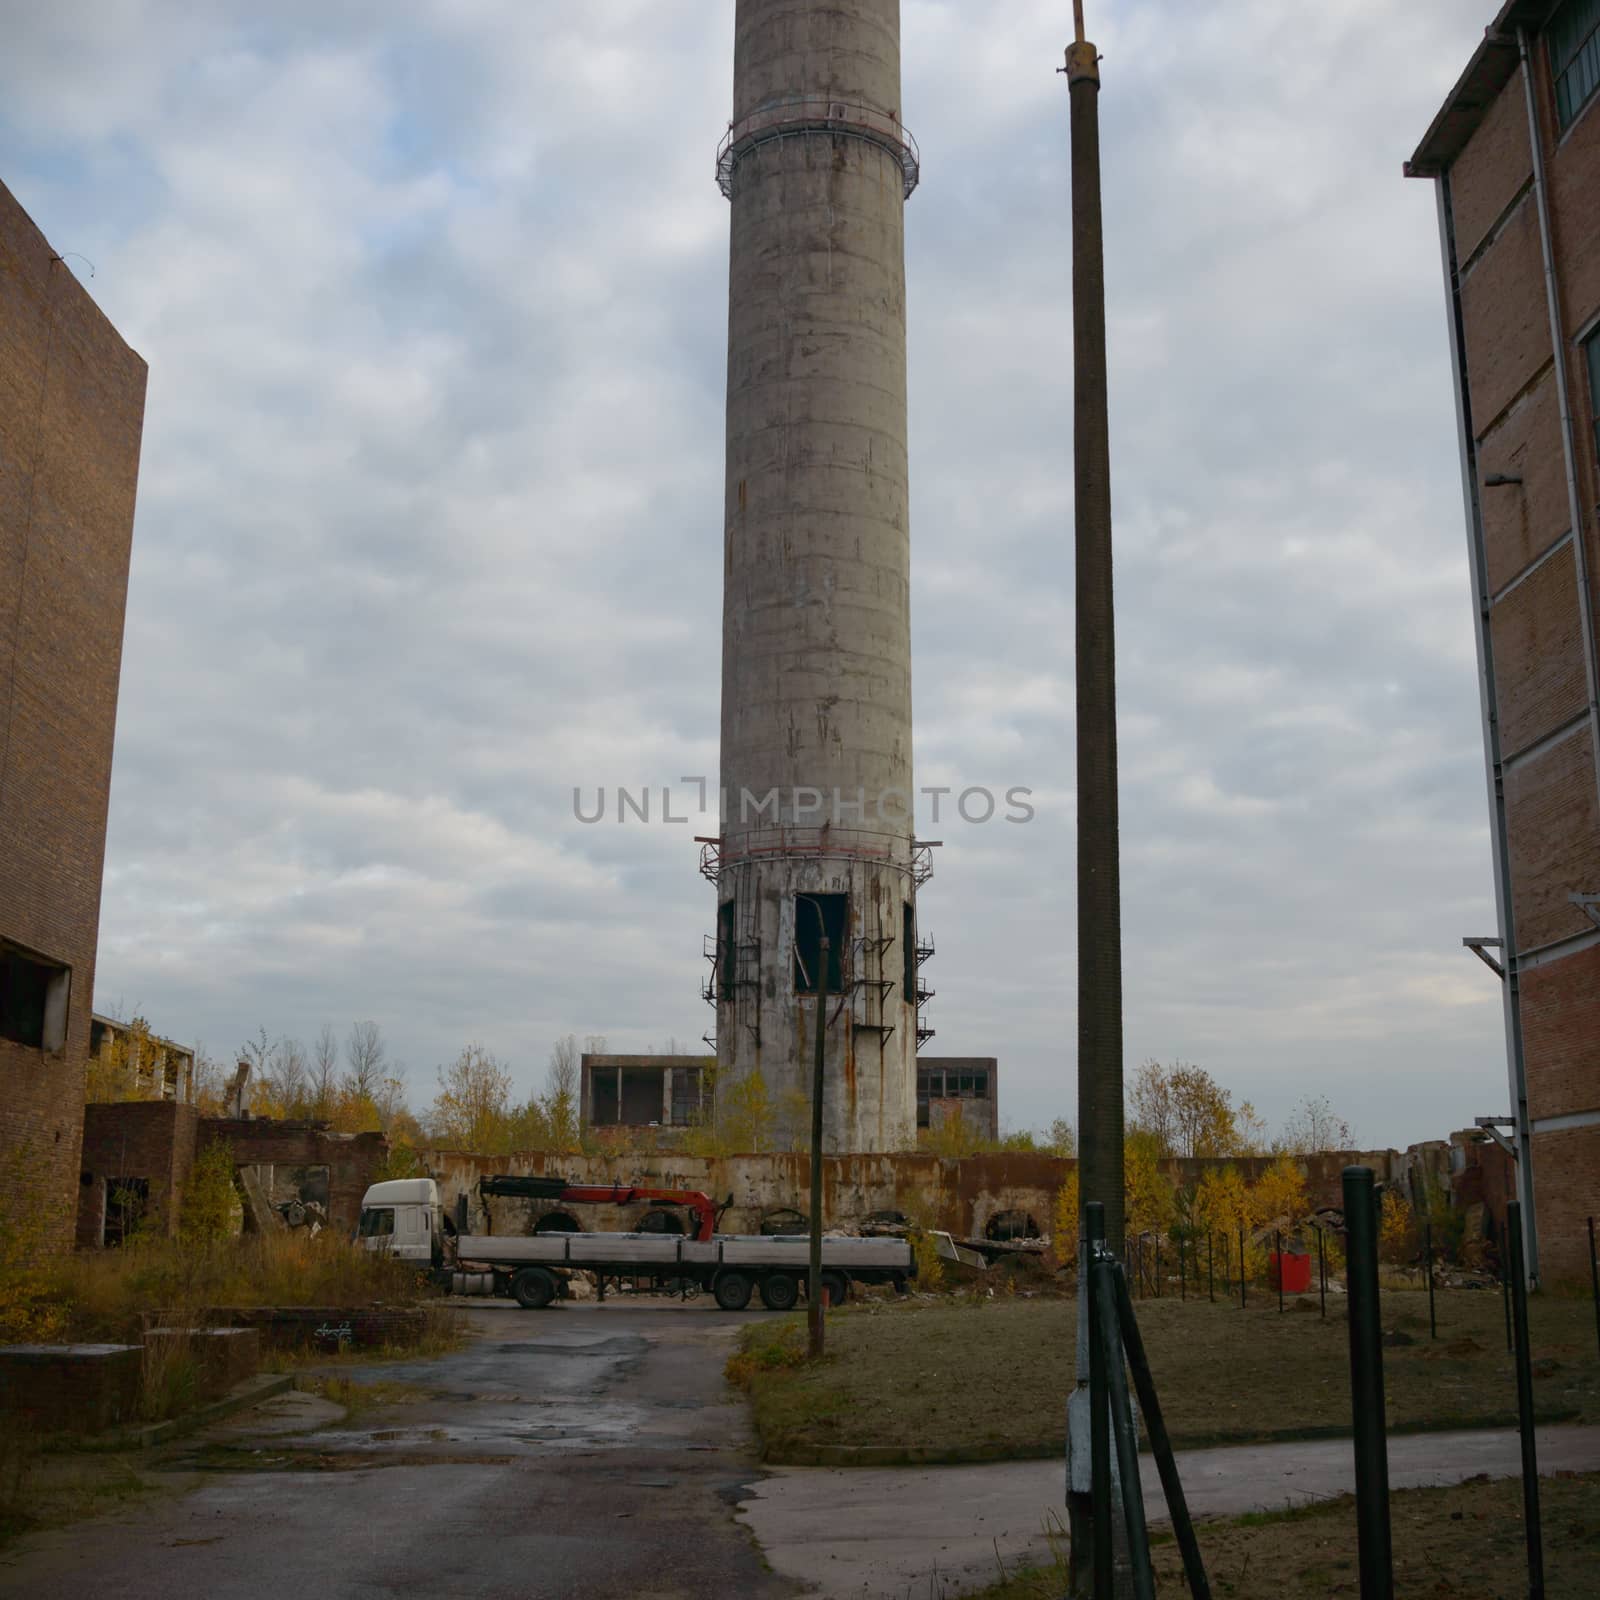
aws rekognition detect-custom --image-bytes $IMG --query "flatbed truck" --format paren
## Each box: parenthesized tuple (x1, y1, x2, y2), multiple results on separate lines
(357, 1178, 913, 1310)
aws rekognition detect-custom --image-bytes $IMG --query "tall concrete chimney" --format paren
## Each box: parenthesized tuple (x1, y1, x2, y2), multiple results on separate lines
(705, 0, 926, 1152)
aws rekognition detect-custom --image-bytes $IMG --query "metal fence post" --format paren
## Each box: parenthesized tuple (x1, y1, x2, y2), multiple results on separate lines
(1276, 1229, 1284, 1314)
(1239, 1226, 1246, 1310)
(1501, 1239, 1513, 1354)
(1318, 1226, 1327, 1319)
(1111, 1264, 1212, 1599)
(1342, 1165, 1393, 1600)
(1093, 1256, 1156, 1600)
(1208, 1231, 1214, 1303)
(1425, 1221, 1436, 1340)
(1179, 1234, 1186, 1301)
(1507, 1199, 1545, 1600)
(1085, 1201, 1113, 1600)
(1154, 1235, 1161, 1298)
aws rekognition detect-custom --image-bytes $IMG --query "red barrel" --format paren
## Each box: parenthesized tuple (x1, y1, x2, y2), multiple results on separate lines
(1269, 1250, 1312, 1293)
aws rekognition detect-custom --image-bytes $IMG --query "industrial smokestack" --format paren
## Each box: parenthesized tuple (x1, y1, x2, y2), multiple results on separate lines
(707, 0, 923, 1152)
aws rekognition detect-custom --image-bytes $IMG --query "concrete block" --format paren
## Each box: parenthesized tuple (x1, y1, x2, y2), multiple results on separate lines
(0, 1342, 141, 1433)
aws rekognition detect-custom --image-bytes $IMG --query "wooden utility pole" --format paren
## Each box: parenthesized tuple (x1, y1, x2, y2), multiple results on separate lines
(1063, 1, 1126, 1591)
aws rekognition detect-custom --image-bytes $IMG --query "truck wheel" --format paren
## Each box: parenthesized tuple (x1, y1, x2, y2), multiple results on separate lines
(714, 1270, 753, 1311)
(511, 1267, 557, 1310)
(759, 1273, 800, 1311)
(821, 1271, 849, 1307)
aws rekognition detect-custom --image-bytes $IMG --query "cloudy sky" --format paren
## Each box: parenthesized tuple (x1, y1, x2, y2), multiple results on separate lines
(3, 1, 1511, 1147)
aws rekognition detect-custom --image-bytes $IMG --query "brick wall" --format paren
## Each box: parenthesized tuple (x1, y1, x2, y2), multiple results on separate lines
(76, 1100, 199, 1245)
(1436, 16, 1600, 1286)
(0, 179, 147, 1253)
(1529, 1123, 1600, 1285)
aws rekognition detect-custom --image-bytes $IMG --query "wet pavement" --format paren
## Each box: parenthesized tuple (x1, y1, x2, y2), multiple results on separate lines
(0, 1299, 797, 1600)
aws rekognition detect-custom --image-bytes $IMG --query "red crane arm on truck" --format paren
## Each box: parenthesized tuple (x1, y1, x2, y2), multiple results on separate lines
(476, 1175, 727, 1242)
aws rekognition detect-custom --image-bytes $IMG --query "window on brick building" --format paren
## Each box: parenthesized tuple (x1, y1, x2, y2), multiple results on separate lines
(0, 940, 70, 1052)
(1550, 0, 1600, 129)
(793, 893, 846, 994)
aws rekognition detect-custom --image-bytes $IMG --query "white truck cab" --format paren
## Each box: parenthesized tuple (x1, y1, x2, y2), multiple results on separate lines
(356, 1178, 442, 1263)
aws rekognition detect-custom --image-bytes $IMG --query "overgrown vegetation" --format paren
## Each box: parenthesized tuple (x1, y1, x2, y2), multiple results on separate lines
(0, 1145, 66, 1343)
(51, 1229, 437, 1341)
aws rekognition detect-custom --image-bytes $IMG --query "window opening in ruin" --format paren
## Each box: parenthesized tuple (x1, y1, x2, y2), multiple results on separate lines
(793, 893, 846, 994)
(718, 899, 736, 1001)
(0, 939, 69, 1051)
(1550, 0, 1600, 129)
(902, 902, 916, 1000)
(533, 1211, 580, 1234)
(591, 1071, 619, 1124)
(760, 1206, 808, 1236)
(985, 1210, 1042, 1242)
(357, 1205, 395, 1239)
(671, 1066, 703, 1127)
(105, 1177, 150, 1248)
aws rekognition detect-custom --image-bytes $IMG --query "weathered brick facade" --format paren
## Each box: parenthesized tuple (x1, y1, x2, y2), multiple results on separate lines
(1409, 1, 1600, 1283)
(1, 179, 146, 1251)
(76, 1100, 199, 1247)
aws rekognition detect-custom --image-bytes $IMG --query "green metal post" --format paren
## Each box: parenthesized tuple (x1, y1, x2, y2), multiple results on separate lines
(1342, 1166, 1393, 1599)
(1507, 1200, 1544, 1599)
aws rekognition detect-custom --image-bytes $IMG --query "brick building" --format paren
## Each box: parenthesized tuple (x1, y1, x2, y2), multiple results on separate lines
(1, 180, 147, 1251)
(1407, 0, 1600, 1282)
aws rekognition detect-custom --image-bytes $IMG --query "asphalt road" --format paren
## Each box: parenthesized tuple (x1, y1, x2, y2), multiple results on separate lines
(0, 1299, 799, 1600)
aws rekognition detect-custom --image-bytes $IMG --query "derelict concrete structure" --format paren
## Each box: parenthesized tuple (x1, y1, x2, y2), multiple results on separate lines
(704, 0, 930, 1152)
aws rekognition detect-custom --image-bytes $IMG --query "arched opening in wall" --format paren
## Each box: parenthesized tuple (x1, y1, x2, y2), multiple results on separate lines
(861, 1209, 909, 1231)
(760, 1207, 808, 1236)
(533, 1211, 581, 1235)
(633, 1208, 686, 1235)
(985, 1210, 1042, 1243)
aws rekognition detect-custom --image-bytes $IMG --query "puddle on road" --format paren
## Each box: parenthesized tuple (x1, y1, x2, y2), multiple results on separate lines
(296, 1398, 647, 1455)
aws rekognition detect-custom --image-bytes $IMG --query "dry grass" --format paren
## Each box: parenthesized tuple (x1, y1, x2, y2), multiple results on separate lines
(738, 1289, 1600, 1461)
(966, 1471, 1600, 1599)
(0, 1429, 157, 1551)
(53, 1232, 435, 1342)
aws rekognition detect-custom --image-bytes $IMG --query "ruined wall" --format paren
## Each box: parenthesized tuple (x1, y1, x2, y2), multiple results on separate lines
(421, 1145, 1416, 1242)
(76, 1100, 198, 1246)
(199, 1119, 388, 1237)
(71, 1105, 388, 1245)
(0, 180, 147, 1252)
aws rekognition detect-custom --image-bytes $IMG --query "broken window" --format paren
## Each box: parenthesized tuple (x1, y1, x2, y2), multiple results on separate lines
(620, 1068, 663, 1124)
(902, 903, 916, 1001)
(670, 1067, 703, 1126)
(793, 893, 846, 994)
(0, 939, 70, 1052)
(717, 899, 736, 1001)
(105, 1177, 150, 1248)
